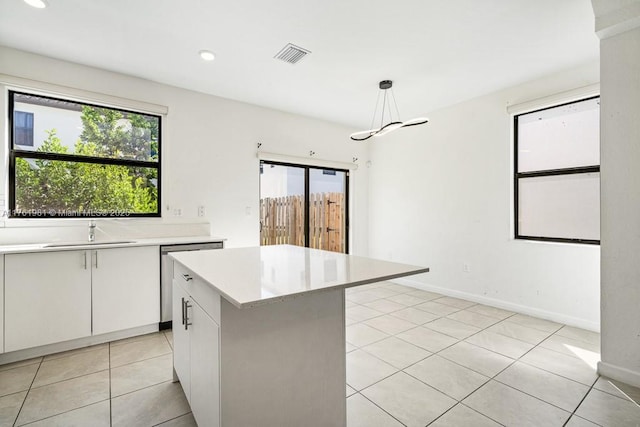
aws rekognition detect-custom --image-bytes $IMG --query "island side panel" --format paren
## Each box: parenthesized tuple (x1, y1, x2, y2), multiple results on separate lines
(220, 289, 346, 427)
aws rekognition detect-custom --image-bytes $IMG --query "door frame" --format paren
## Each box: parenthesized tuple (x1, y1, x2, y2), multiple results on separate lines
(259, 160, 350, 254)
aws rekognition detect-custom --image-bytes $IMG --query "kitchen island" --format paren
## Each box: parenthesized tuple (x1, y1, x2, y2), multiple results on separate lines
(170, 245, 429, 427)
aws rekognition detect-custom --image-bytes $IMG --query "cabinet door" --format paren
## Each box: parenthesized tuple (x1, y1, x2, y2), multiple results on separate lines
(91, 246, 160, 335)
(5, 251, 92, 352)
(0, 255, 4, 353)
(172, 281, 191, 402)
(190, 301, 220, 427)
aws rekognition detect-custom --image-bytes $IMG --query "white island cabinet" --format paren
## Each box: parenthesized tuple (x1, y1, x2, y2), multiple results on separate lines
(170, 245, 429, 427)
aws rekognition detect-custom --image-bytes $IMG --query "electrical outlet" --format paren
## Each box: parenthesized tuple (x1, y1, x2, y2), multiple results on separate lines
(245, 206, 251, 216)
(198, 206, 205, 217)
(173, 208, 182, 217)
(463, 263, 470, 273)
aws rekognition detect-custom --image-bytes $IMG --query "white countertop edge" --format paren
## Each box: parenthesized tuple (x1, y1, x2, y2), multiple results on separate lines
(173, 258, 430, 309)
(0, 235, 226, 254)
(232, 267, 430, 309)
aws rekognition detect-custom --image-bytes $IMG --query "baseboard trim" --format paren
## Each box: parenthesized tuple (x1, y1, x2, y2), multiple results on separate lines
(392, 277, 600, 332)
(598, 361, 640, 389)
(0, 323, 159, 365)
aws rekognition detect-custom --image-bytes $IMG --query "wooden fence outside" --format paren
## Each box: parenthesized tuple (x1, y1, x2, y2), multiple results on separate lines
(260, 192, 345, 253)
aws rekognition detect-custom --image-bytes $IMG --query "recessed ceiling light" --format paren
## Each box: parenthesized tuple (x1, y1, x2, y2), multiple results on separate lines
(24, 0, 48, 8)
(199, 50, 215, 61)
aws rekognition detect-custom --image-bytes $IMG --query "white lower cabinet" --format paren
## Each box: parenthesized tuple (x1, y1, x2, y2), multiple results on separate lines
(4, 246, 160, 353)
(173, 279, 220, 427)
(92, 246, 159, 335)
(0, 255, 4, 354)
(5, 251, 92, 352)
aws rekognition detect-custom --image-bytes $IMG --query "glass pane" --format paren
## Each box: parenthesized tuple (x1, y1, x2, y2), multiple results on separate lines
(13, 92, 159, 162)
(517, 97, 599, 172)
(259, 163, 305, 247)
(14, 157, 158, 216)
(518, 172, 600, 241)
(309, 168, 347, 253)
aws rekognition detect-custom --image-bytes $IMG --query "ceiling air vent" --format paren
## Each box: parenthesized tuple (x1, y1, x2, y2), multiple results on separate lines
(274, 43, 310, 64)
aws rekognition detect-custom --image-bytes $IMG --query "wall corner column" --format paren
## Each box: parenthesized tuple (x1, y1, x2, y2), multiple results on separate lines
(592, 0, 640, 388)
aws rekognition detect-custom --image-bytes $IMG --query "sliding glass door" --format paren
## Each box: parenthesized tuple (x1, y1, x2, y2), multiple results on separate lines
(308, 168, 347, 253)
(259, 161, 349, 253)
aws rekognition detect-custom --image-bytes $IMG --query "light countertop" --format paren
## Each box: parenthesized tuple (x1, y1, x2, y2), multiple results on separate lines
(0, 235, 226, 254)
(170, 245, 430, 308)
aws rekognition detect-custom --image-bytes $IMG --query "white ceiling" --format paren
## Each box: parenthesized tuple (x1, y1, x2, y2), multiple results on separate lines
(0, 0, 599, 128)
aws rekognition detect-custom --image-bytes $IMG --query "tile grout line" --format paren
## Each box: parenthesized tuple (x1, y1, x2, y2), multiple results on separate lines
(395, 311, 520, 404)
(462, 326, 595, 423)
(110, 378, 176, 400)
(355, 391, 408, 427)
(424, 401, 506, 427)
(24, 368, 111, 394)
(561, 376, 604, 427)
(15, 400, 111, 427)
(588, 378, 640, 404)
(11, 357, 44, 427)
(110, 350, 173, 371)
(351, 287, 605, 426)
(349, 300, 512, 418)
(400, 308, 573, 420)
(350, 293, 600, 391)
(349, 297, 513, 387)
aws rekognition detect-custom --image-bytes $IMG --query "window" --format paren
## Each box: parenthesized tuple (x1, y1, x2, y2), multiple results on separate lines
(13, 111, 34, 147)
(8, 91, 161, 218)
(514, 96, 600, 244)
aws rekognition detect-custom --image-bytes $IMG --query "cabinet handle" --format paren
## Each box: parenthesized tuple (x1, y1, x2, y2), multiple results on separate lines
(184, 300, 192, 330)
(181, 297, 186, 326)
(182, 274, 193, 282)
(83, 252, 87, 270)
(94, 251, 98, 268)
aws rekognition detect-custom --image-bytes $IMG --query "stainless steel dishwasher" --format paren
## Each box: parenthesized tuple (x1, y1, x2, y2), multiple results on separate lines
(160, 241, 224, 328)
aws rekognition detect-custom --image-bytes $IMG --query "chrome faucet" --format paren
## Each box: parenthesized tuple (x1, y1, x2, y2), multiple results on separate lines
(88, 220, 96, 242)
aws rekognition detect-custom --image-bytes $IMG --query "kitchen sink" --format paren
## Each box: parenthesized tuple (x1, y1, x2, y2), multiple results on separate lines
(43, 240, 135, 248)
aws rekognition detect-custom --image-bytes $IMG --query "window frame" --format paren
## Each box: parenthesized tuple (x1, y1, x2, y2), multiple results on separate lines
(7, 90, 162, 219)
(513, 95, 600, 245)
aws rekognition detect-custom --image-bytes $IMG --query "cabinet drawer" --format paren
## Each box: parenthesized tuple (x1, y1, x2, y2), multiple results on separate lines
(174, 261, 221, 324)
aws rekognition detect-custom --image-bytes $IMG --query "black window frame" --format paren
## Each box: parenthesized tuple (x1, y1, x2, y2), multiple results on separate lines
(259, 160, 350, 254)
(514, 95, 600, 245)
(13, 110, 34, 147)
(8, 90, 162, 219)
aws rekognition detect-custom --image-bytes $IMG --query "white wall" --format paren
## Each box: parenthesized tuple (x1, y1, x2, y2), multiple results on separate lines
(368, 62, 601, 330)
(0, 46, 369, 253)
(595, 1, 640, 387)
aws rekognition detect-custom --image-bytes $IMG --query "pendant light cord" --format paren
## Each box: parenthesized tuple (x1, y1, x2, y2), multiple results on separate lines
(380, 89, 388, 130)
(390, 87, 401, 122)
(369, 90, 383, 135)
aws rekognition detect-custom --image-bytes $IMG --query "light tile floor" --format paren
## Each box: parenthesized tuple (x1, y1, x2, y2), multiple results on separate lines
(0, 281, 639, 426)
(346, 282, 640, 427)
(0, 331, 194, 427)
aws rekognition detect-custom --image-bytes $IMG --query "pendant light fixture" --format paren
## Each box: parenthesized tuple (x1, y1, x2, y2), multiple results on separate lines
(350, 80, 428, 141)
